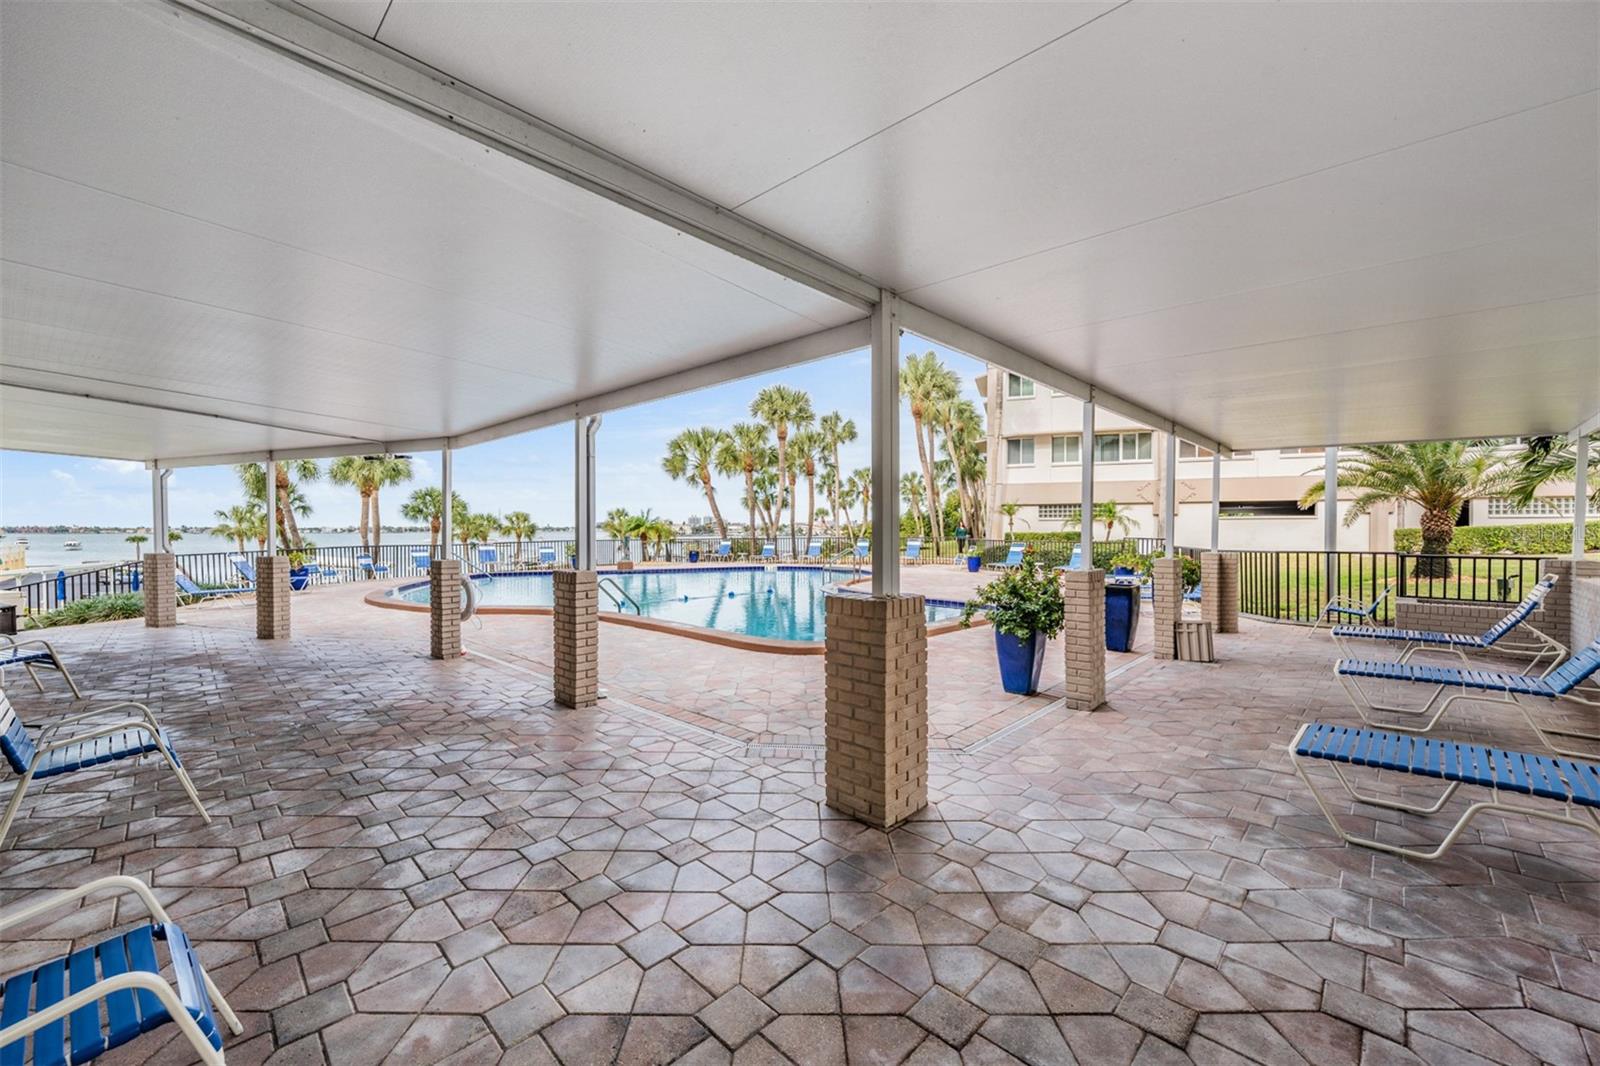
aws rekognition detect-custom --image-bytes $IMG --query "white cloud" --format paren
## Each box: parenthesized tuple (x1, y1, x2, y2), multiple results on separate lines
(49, 469, 76, 486)
(93, 459, 144, 475)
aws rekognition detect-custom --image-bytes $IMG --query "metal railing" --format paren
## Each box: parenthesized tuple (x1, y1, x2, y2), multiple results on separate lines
(1229, 549, 1552, 625)
(7, 561, 145, 614)
(597, 577, 641, 614)
(961, 537, 1166, 570)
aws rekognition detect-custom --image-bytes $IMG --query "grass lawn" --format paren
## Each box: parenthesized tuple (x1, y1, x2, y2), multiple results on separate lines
(1238, 552, 1554, 624)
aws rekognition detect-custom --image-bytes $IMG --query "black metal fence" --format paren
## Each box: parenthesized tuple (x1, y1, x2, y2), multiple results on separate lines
(1230, 549, 1553, 625)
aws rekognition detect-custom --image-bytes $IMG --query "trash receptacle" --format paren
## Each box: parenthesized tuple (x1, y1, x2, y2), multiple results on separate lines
(1104, 580, 1140, 652)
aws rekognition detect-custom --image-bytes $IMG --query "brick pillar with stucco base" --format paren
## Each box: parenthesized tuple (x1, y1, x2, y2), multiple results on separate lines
(1152, 557, 1183, 660)
(255, 555, 291, 639)
(143, 553, 176, 628)
(553, 569, 599, 708)
(1061, 568, 1106, 712)
(1201, 552, 1240, 634)
(430, 559, 462, 660)
(824, 594, 928, 829)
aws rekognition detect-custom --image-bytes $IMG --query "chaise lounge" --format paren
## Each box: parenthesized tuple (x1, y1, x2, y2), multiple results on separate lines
(0, 636, 82, 699)
(1332, 574, 1561, 676)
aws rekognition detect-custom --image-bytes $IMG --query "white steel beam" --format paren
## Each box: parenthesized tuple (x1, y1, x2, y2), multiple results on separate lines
(265, 459, 278, 556)
(575, 417, 599, 570)
(896, 302, 1230, 456)
(1080, 398, 1095, 570)
(1572, 429, 1589, 560)
(1161, 431, 1177, 553)
(1572, 409, 1600, 440)
(439, 445, 452, 555)
(152, 438, 449, 471)
(1323, 446, 1339, 598)
(449, 319, 870, 451)
(1210, 452, 1221, 551)
(870, 294, 901, 597)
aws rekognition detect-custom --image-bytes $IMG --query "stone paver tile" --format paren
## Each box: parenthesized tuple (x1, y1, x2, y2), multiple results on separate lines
(697, 985, 777, 1048)
(1113, 984, 1197, 1048)
(762, 1014, 846, 1066)
(486, 986, 565, 1046)
(617, 1015, 712, 1066)
(978, 1015, 1074, 1066)
(272, 985, 353, 1046)
(908, 985, 986, 1047)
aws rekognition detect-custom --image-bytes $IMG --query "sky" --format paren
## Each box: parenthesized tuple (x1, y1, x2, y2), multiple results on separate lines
(0, 340, 987, 530)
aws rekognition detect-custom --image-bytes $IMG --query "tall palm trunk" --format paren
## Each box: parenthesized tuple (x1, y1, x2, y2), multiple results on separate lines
(788, 469, 799, 556)
(701, 467, 728, 541)
(925, 421, 944, 542)
(776, 427, 791, 556)
(744, 465, 758, 553)
(1416, 508, 1455, 578)
(357, 489, 372, 552)
(274, 469, 300, 550)
(940, 413, 973, 535)
(911, 404, 941, 544)
(429, 515, 440, 552)
(804, 460, 816, 548)
(371, 486, 383, 549)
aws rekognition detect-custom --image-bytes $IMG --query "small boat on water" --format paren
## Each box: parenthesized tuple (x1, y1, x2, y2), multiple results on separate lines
(63, 540, 82, 551)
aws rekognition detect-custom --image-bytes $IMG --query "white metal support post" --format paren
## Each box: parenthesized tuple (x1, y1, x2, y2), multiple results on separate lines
(1573, 430, 1590, 559)
(575, 417, 600, 570)
(1210, 452, 1222, 551)
(1161, 431, 1177, 554)
(265, 459, 277, 556)
(1323, 446, 1339, 599)
(1080, 398, 1095, 569)
(439, 446, 452, 558)
(869, 292, 900, 597)
(150, 464, 169, 553)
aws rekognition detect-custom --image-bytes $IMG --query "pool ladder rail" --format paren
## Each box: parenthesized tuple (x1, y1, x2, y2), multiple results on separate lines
(598, 576, 641, 614)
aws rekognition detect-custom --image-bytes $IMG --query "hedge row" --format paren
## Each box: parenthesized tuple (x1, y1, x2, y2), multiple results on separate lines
(1393, 522, 1600, 555)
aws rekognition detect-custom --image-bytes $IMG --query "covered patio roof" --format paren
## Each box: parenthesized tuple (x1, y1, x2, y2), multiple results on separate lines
(3, 1, 1595, 467)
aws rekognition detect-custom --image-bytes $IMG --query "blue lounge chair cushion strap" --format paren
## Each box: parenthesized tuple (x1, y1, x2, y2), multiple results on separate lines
(1335, 658, 1555, 696)
(1295, 722, 1599, 807)
(0, 923, 220, 1066)
(1331, 626, 1483, 648)
(0, 651, 55, 669)
(1324, 603, 1379, 617)
(28, 727, 177, 781)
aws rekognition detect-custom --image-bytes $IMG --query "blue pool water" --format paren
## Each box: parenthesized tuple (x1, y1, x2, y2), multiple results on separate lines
(394, 565, 964, 642)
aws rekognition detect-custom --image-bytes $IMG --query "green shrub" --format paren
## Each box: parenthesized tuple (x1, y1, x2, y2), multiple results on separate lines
(34, 593, 144, 627)
(960, 556, 1065, 638)
(1393, 522, 1600, 555)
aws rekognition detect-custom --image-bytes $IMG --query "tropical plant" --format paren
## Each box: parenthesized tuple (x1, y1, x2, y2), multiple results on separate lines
(502, 511, 537, 559)
(638, 515, 675, 560)
(400, 487, 452, 551)
(999, 502, 1021, 536)
(235, 459, 319, 550)
(1299, 441, 1513, 577)
(937, 396, 987, 536)
(459, 511, 501, 551)
(1093, 500, 1136, 540)
(789, 428, 825, 549)
(328, 454, 413, 551)
(900, 472, 926, 536)
(816, 411, 857, 541)
(211, 504, 263, 553)
(166, 530, 183, 546)
(663, 427, 732, 541)
(124, 533, 148, 555)
(959, 554, 1065, 639)
(35, 593, 144, 628)
(1500, 434, 1600, 511)
(600, 508, 642, 560)
(750, 385, 814, 556)
(847, 468, 872, 534)
(717, 422, 771, 548)
(901, 351, 959, 543)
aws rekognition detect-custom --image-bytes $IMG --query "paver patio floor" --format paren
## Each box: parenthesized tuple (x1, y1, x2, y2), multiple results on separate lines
(2, 586, 1596, 1065)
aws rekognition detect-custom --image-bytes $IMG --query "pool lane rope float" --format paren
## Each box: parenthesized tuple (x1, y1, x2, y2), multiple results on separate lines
(679, 589, 778, 602)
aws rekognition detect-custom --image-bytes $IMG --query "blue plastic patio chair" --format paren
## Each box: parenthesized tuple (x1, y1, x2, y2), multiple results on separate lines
(804, 541, 823, 561)
(854, 539, 869, 561)
(1332, 574, 1562, 672)
(1311, 578, 1397, 631)
(227, 555, 255, 588)
(410, 549, 432, 573)
(0, 637, 82, 699)
(175, 573, 249, 609)
(903, 538, 922, 564)
(476, 546, 499, 572)
(538, 546, 558, 568)
(1288, 721, 1600, 861)
(988, 543, 1025, 570)
(711, 541, 732, 563)
(759, 544, 776, 561)
(1334, 634, 1600, 757)
(0, 875, 243, 1065)
(1, 687, 211, 848)
(354, 553, 389, 579)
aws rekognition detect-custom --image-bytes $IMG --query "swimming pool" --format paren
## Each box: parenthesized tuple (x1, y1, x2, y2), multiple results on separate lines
(387, 565, 965, 644)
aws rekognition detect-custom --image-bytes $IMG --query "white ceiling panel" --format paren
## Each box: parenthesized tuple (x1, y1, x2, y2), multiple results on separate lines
(371, 2, 1116, 209)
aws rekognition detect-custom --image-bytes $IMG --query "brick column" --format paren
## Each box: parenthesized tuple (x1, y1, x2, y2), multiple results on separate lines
(1540, 558, 1600, 653)
(1152, 557, 1182, 660)
(143, 553, 176, 628)
(553, 569, 599, 708)
(430, 559, 462, 660)
(1200, 552, 1240, 634)
(824, 594, 928, 829)
(1061, 568, 1105, 712)
(255, 555, 291, 640)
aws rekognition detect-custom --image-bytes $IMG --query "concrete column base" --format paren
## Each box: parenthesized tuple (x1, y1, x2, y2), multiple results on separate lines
(1152, 557, 1183, 661)
(1540, 558, 1600, 654)
(553, 569, 599, 708)
(1200, 552, 1240, 634)
(255, 555, 291, 640)
(1061, 568, 1106, 711)
(824, 594, 928, 829)
(430, 559, 462, 660)
(143, 553, 176, 628)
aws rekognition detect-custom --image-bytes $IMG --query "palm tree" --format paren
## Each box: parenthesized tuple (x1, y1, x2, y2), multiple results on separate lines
(936, 396, 985, 535)
(401, 487, 445, 551)
(166, 530, 184, 548)
(750, 385, 814, 556)
(838, 475, 859, 542)
(1000, 502, 1021, 537)
(503, 511, 536, 561)
(1094, 500, 1136, 540)
(235, 459, 319, 549)
(1300, 441, 1512, 578)
(848, 467, 872, 536)
(459, 512, 501, 554)
(789, 428, 824, 549)
(638, 515, 674, 561)
(328, 454, 413, 551)
(663, 427, 732, 541)
(901, 352, 958, 543)
(1501, 434, 1600, 511)
(901, 472, 926, 536)
(717, 422, 770, 553)
(211, 504, 260, 553)
(817, 412, 857, 546)
(601, 508, 638, 561)
(125, 532, 148, 557)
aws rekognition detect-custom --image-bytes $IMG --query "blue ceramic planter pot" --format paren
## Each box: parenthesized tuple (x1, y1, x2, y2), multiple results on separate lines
(688, 550, 701, 563)
(994, 630, 1047, 695)
(966, 555, 982, 572)
(289, 567, 310, 591)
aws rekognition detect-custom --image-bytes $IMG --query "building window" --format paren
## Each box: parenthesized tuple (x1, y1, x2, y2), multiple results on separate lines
(1050, 435, 1081, 464)
(1038, 504, 1081, 522)
(1093, 432, 1152, 463)
(1006, 374, 1034, 399)
(1219, 501, 1309, 518)
(1281, 446, 1327, 456)
(1178, 439, 1213, 459)
(1006, 437, 1035, 465)
(1485, 496, 1599, 518)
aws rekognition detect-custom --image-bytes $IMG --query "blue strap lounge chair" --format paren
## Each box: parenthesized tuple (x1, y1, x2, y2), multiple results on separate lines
(1068, 544, 1082, 570)
(1288, 721, 1600, 861)
(758, 544, 776, 561)
(804, 541, 823, 561)
(903, 538, 922, 564)
(709, 541, 732, 563)
(175, 573, 249, 608)
(0, 637, 81, 700)
(0, 875, 243, 1066)
(1334, 634, 1600, 757)
(1311, 578, 1397, 630)
(475, 546, 498, 572)
(1332, 575, 1561, 672)
(355, 553, 389, 579)
(538, 545, 558, 568)
(411, 549, 432, 573)
(988, 543, 1025, 570)
(227, 555, 255, 588)
(1, 688, 211, 848)
(854, 539, 869, 561)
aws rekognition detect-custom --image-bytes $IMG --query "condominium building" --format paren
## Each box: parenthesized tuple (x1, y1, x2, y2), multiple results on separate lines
(978, 369, 1590, 550)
